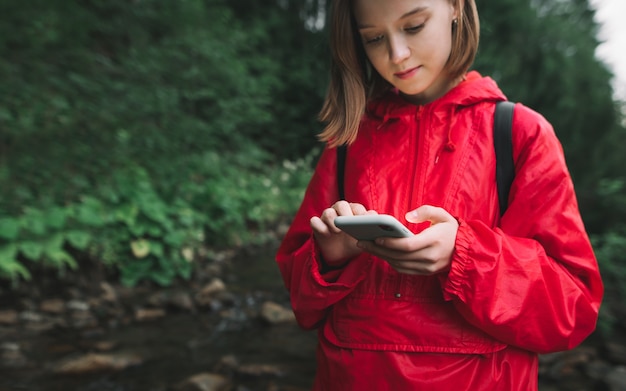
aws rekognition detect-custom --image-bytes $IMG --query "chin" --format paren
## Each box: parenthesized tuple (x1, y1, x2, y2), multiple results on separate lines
(397, 87, 427, 98)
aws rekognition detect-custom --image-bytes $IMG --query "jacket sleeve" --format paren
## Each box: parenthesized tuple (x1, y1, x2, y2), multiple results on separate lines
(275, 146, 374, 330)
(442, 105, 604, 354)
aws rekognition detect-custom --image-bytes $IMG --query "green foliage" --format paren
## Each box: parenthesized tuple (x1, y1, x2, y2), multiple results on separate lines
(0, 0, 319, 284)
(0, 155, 315, 285)
(592, 226, 626, 335)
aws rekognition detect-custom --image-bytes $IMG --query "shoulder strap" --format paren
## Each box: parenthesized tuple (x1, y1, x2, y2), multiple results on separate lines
(337, 144, 347, 200)
(336, 102, 516, 215)
(494, 101, 515, 217)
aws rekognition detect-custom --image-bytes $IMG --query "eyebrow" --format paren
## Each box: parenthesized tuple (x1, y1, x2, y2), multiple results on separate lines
(357, 6, 428, 29)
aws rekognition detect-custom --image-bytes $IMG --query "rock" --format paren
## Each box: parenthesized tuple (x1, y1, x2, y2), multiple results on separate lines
(24, 318, 60, 332)
(259, 301, 295, 325)
(195, 279, 228, 308)
(607, 342, 626, 365)
(18, 298, 36, 311)
(540, 347, 596, 381)
(66, 300, 90, 312)
(274, 386, 310, 391)
(19, 310, 43, 323)
(46, 343, 78, 354)
(135, 308, 166, 322)
(50, 352, 143, 374)
(606, 366, 626, 391)
(40, 299, 66, 314)
(70, 310, 99, 329)
(214, 354, 239, 373)
(149, 290, 196, 312)
(266, 382, 310, 391)
(100, 282, 118, 303)
(539, 352, 565, 376)
(169, 291, 196, 312)
(17, 310, 60, 332)
(585, 359, 612, 381)
(0, 342, 28, 369)
(79, 340, 118, 352)
(198, 279, 227, 296)
(0, 310, 18, 325)
(237, 363, 284, 378)
(174, 373, 231, 391)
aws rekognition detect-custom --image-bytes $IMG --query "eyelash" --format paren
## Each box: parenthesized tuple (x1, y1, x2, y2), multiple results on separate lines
(406, 24, 425, 33)
(364, 23, 425, 45)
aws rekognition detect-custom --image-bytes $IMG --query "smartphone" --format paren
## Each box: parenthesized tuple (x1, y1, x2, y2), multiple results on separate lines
(334, 214, 413, 241)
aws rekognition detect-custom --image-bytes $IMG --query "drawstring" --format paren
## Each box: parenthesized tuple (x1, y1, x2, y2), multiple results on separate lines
(378, 109, 393, 129)
(435, 107, 457, 164)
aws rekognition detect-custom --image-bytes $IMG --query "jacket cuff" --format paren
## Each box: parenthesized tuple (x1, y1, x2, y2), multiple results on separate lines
(319, 256, 351, 274)
(312, 238, 352, 283)
(442, 219, 474, 303)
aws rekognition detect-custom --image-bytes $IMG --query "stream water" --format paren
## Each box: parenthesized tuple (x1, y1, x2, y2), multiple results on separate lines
(0, 243, 319, 391)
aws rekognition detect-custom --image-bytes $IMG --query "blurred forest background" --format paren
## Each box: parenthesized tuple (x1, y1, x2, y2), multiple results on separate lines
(0, 0, 624, 338)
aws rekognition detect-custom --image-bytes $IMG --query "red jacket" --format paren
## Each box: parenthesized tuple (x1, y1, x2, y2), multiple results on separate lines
(276, 72, 603, 390)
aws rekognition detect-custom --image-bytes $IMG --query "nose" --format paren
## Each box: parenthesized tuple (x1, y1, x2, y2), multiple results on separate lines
(388, 35, 410, 64)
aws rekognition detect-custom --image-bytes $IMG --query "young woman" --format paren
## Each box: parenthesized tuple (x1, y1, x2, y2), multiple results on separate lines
(276, 0, 604, 389)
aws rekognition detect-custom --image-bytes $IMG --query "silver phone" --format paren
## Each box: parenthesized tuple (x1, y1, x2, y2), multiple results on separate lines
(334, 214, 413, 241)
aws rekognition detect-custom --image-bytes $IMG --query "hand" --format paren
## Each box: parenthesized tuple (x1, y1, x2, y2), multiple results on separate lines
(310, 200, 378, 265)
(356, 205, 459, 275)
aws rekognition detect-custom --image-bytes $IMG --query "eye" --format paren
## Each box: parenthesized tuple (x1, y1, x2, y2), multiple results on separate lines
(405, 23, 425, 33)
(363, 34, 384, 45)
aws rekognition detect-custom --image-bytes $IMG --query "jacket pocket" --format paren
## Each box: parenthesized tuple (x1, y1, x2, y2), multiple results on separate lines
(325, 296, 507, 354)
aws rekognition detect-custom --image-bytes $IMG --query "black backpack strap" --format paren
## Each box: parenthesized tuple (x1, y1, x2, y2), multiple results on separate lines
(336, 144, 347, 200)
(494, 101, 516, 217)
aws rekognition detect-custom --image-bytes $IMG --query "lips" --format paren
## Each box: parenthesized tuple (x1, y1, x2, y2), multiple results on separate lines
(394, 67, 420, 80)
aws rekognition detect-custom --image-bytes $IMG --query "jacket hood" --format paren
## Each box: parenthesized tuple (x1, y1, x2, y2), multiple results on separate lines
(366, 71, 507, 120)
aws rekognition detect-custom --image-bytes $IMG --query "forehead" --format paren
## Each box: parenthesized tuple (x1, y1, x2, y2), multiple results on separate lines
(352, 0, 438, 20)
(352, 0, 445, 25)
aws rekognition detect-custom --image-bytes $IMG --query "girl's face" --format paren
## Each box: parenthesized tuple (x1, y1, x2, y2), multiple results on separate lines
(353, 0, 458, 105)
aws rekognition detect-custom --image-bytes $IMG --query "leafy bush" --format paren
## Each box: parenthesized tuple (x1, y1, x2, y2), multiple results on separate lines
(592, 227, 626, 335)
(0, 151, 315, 286)
(0, 0, 319, 285)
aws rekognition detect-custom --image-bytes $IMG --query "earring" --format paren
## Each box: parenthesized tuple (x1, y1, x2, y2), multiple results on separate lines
(453, 19, 458, 26)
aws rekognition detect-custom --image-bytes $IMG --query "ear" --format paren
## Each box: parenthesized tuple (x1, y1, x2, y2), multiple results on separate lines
(452, 0, 464, 21)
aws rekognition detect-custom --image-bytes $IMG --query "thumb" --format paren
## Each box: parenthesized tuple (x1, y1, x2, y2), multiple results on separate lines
(405, 205, 450, 224)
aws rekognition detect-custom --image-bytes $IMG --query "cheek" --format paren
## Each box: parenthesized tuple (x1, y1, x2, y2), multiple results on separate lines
(420, 28, 453, 63)
(365, 50, 389, 74)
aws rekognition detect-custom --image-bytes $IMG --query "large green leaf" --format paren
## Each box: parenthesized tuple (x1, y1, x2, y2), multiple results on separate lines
(44, 206, 67, 229)
(19, 241, 44, 260)
(46, 249, 77, 269)
(0, 217, 20, 240)
(65, 231, 92, 250)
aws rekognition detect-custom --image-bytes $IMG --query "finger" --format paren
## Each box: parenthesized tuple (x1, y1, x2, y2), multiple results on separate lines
(372, 235, 429, 253)
(310, 216, 332, 235)
(359, 239, 421, 261)
(405, 205, 452, 225)
(322, 204, 344, 221)
(349, 203, 368, 215)
(332, 200, 354, 216)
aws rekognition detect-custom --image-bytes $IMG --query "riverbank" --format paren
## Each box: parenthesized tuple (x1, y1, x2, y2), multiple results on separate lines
(0, 239, 625, 390)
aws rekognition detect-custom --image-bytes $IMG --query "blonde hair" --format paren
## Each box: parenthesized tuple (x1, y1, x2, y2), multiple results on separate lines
(318, 0, 480, 147)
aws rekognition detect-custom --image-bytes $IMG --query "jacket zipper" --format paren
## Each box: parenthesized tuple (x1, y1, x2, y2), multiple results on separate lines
(408, 106, 425, 215)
